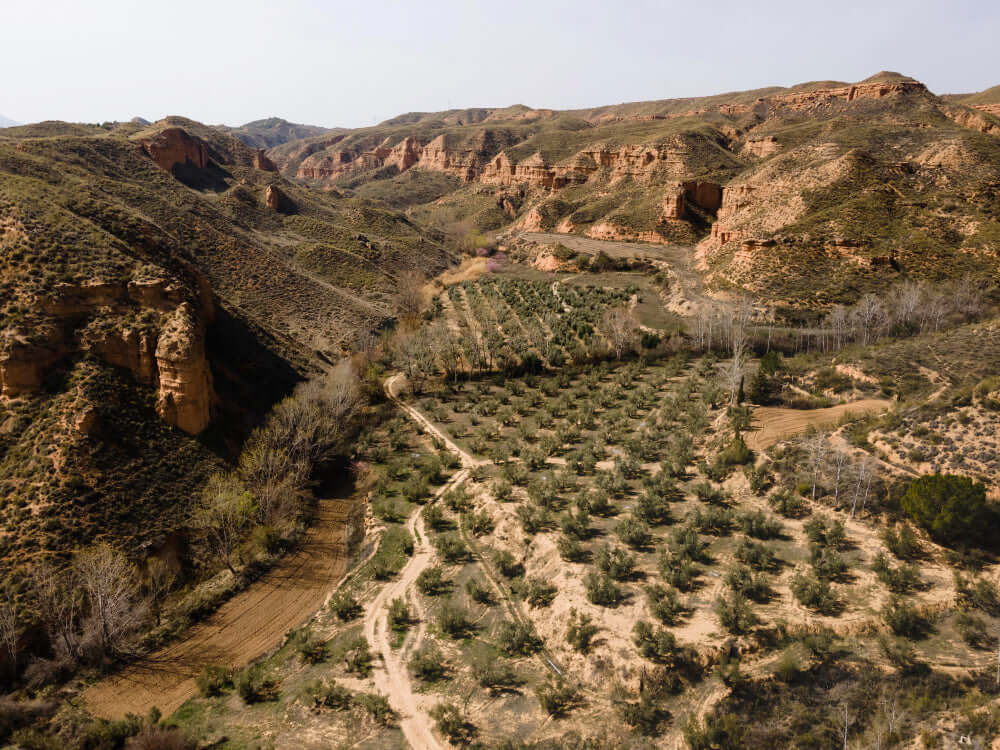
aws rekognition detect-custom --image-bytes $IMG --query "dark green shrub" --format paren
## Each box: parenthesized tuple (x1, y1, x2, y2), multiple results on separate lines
(872, 551, 921, 593)
(715, 591, 757, 634)
(632, 621, 679, 664)
(791, 571, 838, 614)
(353, 692, 394, 725)
(430, 703, 476, 744)
(616, 515, 652, 549)
(882, 596, 931, 639)
(343, 637, 374, 676)
(387, 598, 413, 634)
(433, 533, 469, 563)
(495, 621, 543, 656)
(901, 474, 994, 547)
(196, 665, 232, 697)
(645, 583, 685, 625)
(520, 577, 558, 608)
(416, 565, 451, 596)
(683, 712, 745, 750)
(882, 523, 922, 559)
(437, 600, 475, 638)
(566, 609, 599, 653)
(295, 629, 328, 664)
(584, 571, 625, 607)
(235, 664, 278, 704)
(493, 550, 524, 578)
(465, 577, 494, 605)
(535, 678, 580, 717)
(595, 544, 637, 581)
(410, 642, 449, 682)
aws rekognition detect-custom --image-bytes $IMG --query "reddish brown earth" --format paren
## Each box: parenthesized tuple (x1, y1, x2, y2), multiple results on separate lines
(82, 496, 358, 719)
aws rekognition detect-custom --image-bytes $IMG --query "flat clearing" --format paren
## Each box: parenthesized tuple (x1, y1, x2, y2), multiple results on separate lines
(83, 496, 358, 720)
(745, 398, 893, 451)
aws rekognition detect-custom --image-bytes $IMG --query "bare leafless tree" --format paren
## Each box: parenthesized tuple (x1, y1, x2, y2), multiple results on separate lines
(0, 593, 18, 678)
(238, 438, 308, 526)
(33, 561, 81, 661)
(838, 701, 855, 750)
(430, 319, 464, 383)
(803, 432, 829, 501)
(392, 328, 437, 393)
(395, 269, 426, 320)
(830, 450, 850, 507)
(600, 306, 639, 360)
(272, 362, 363, 467)
(145, 557, 176, 627)
(75, 544, 145, 656)
(849, 456, 878, 517)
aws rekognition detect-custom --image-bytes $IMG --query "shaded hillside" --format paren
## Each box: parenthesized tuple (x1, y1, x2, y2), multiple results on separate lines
(0, 117, 449, 576)
(271, 72, 1000, 311)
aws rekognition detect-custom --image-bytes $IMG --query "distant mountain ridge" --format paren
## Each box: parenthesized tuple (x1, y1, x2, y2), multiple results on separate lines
(0, 114, 20, 128)
(218, 116, 336, 149)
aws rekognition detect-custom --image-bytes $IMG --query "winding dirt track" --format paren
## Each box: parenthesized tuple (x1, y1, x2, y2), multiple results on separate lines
(83, 497, 356, 720)
(745, 398, 892, 451)
(362, 472, 464, 750)
(367, 374, 485, 750)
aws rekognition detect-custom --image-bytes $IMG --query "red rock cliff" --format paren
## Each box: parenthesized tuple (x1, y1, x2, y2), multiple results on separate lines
(140, 128, 209, 172)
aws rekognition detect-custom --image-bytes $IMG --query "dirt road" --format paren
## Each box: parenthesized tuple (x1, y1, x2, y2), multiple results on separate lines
(367, 374, 487, 750)
(745, 398, 892, 451)
(83, 496, 358, 720)
(517, 231, 716, 316)
(362, 471, 467, 750)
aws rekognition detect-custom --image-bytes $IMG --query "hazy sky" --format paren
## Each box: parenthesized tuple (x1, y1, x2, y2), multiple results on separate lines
(2, 0, 998, 127)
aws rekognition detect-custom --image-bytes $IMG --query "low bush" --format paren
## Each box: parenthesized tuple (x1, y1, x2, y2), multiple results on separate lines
(882, 596, 931, 639)
(195, 666, 232, 697)
(584, 570, 625, 607)
(416, 565, 451, 596)
(791, 571, 838, 615)
(535, 678, 581, 717)
(566, 609, 599, 653)
(235, 664, 278, 704)
(495, 621, 543, 656)
(410, 642, 449, 682)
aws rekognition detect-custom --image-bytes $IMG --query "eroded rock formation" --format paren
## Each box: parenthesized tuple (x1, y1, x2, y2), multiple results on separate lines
(0, 279, 215, 435)
(154, 303, 213, 435)
(253, 149, 278, 171)
(140, 128, 209, 172)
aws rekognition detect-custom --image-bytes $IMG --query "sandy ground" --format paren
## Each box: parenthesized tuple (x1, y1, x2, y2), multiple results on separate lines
(745, 398, 892, 451)
(367, 374, 490, 750)
(362, 472, 464, 750)
(82, 496, 357, 720)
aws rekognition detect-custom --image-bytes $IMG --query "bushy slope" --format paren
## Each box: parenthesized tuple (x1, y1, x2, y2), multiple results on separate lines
(0, 119, 450, 576)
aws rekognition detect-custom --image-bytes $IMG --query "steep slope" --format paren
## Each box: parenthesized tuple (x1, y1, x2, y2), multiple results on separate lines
(0, 117, 449, 577)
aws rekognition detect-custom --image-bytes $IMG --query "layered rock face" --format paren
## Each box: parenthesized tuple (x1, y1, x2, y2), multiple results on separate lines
(0, 279, 214, 435)
(661, 180, 723, 219)
(717, 80, 928, 118)
(480, 139, 710, 190)
(296, 130, 519, 183)
(140, 128, 209, 171)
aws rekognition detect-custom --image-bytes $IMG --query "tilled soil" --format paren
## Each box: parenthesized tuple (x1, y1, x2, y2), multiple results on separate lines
(83, 496, 357, 720)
